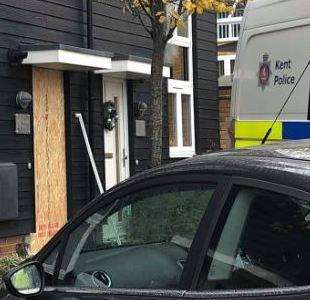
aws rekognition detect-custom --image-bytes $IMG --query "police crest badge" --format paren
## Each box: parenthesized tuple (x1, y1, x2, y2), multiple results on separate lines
(258, 53, 272, 89)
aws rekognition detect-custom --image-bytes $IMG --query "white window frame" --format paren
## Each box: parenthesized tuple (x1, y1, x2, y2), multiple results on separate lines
(218, 54, 236, 76)
(167, 15, 195, 158)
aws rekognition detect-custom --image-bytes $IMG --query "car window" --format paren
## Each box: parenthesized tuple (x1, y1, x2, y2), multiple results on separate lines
(42, 243, 61, 285)
(57, 183, 215, 290)
(198, 186, 310, 290)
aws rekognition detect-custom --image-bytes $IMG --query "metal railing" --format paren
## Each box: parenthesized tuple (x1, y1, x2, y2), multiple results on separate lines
(217, 16, 243, 43)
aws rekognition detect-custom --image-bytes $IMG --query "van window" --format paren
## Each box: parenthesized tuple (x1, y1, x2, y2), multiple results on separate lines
(199, 187, 310, 290)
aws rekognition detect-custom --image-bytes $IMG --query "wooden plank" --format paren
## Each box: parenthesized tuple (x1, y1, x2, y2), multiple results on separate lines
(0, 0, 84, 21)
(0, 4, 85, 36)
(0, 19, 84, 47)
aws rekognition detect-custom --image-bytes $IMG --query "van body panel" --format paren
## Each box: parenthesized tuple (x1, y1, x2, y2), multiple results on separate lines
(245, 0, 310, 30)
(231, 0, 310, 147)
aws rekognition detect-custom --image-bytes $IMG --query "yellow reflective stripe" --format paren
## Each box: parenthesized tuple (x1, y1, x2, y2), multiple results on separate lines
(235, 140, 275, 148)
(235, 140, 262, 148)
(235, 121, 282, 140)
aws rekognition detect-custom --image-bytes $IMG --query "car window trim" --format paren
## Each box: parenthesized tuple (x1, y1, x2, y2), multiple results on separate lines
(194, 175, 310, 294)
(183, 176, 232, 290)
(44, 172, 224, 290)
(42, 286, 188, 298)
(231, 176, 310, 200)
(183, 285, 310, 299)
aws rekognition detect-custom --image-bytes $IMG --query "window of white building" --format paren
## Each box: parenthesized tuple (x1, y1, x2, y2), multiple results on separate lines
(166, 15, 195, 158)
(218, 55, 236, 76)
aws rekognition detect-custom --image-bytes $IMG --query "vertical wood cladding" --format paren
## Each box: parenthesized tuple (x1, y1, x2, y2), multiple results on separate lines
(0, 63, 34, 238)
(65, 72, 105, 218)
(193, 13, 220, 153)
(0, 0, 217, 238)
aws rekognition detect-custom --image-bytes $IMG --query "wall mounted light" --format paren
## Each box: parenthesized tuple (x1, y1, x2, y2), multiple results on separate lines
(16, 91, 32, 110)
(7, 49, 28, 64)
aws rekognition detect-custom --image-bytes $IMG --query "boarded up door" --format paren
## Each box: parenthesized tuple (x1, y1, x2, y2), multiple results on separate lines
(31, 68, 67, 254)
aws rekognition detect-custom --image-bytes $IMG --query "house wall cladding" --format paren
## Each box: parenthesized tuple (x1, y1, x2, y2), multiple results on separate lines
(0, 0, 218, 247)
(193, 13, 219, 153)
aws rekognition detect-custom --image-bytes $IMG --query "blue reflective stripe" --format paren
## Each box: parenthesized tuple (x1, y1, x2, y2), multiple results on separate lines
(283, 122, 310, 140)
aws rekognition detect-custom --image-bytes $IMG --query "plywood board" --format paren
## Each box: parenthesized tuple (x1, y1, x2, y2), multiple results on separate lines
(31, 67, 67, 254)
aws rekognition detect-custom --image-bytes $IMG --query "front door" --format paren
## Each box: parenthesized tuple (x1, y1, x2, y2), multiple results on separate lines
(103, 78, 130, 190)
(102, 78, 130, 241)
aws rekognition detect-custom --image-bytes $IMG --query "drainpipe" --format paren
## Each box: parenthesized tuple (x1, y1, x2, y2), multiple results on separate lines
(87, 0, 94, 49)
(87, 0, 95, 200)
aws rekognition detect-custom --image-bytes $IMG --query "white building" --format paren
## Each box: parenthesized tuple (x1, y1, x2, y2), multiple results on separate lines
(217, 5, 245, 86)
(217, 3, 245, 150)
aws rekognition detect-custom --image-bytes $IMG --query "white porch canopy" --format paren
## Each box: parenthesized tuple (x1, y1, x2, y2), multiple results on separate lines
(20, 44, 113, 71)
(95, 55, 170, 79)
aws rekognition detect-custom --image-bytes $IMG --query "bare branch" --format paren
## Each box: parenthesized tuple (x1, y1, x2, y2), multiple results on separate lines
(137, 12, 153, 36)
(122, 0, 154, 35)
(137, 0, 156, 25)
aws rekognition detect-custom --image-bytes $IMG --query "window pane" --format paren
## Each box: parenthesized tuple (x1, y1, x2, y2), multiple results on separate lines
(177, 15, 189, 37)
(58, 184, 215, 289)
(182, 95, 192, 147)
(168, 94, 177, 147)
(165, 44, 188, 81)
(230, 60, 235, 74)
(199, 187, 310, 290)
(217, 12, 229, 19)
(219, 61, 225, 76)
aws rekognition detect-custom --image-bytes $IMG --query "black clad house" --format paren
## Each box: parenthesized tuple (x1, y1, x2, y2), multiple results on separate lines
(0, 0, 218, 255)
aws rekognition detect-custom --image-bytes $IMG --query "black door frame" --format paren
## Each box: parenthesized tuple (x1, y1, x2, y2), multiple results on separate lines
(187, 176, 310, 299)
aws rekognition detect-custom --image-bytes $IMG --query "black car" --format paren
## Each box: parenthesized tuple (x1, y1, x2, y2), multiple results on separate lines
(3, 140, 310, 299)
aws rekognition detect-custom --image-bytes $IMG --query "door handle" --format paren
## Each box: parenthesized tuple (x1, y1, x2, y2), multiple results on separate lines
(122, 149, 128, 167)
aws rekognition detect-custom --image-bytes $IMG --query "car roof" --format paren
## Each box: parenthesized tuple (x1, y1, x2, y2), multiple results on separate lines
(125, 140, 310, 193)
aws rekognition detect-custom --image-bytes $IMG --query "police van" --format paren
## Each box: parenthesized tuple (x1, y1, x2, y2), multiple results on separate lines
(231, 0, 310, 147)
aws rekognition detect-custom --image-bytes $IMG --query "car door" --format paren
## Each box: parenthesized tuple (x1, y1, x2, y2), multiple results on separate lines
(184, 177, 310, 299)
(33, 173, 227, 299)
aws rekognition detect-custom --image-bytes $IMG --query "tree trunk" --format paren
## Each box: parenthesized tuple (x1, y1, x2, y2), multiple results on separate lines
(150, 37, 165, 168)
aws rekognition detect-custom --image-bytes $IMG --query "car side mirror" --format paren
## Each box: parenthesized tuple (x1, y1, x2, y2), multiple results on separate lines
(3, 261, 44, 298)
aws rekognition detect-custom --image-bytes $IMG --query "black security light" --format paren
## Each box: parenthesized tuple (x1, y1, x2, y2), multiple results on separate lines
(7, 49, 28, 64)
(16, 91, 32, 110)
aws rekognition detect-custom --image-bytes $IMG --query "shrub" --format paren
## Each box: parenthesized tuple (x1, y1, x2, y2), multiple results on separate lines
(0, 255, 25, 279)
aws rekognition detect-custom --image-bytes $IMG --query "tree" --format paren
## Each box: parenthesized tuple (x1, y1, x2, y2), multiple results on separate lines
(105, 0, 239, 167)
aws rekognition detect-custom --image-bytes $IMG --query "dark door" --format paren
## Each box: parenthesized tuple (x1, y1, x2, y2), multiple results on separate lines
(185, 178, 310, 299)
(35, 174, 225, 299)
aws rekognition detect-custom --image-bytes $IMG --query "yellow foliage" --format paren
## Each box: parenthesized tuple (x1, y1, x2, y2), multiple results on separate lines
(123, 0, 238, 29)
(176, 18, 185, 27)
(183, 1, 196, 13)
(171, 10, 181, 20)
(159, 15, 167, 23)
(170, 0, 233, 26)
(156, 11, 167, 23)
